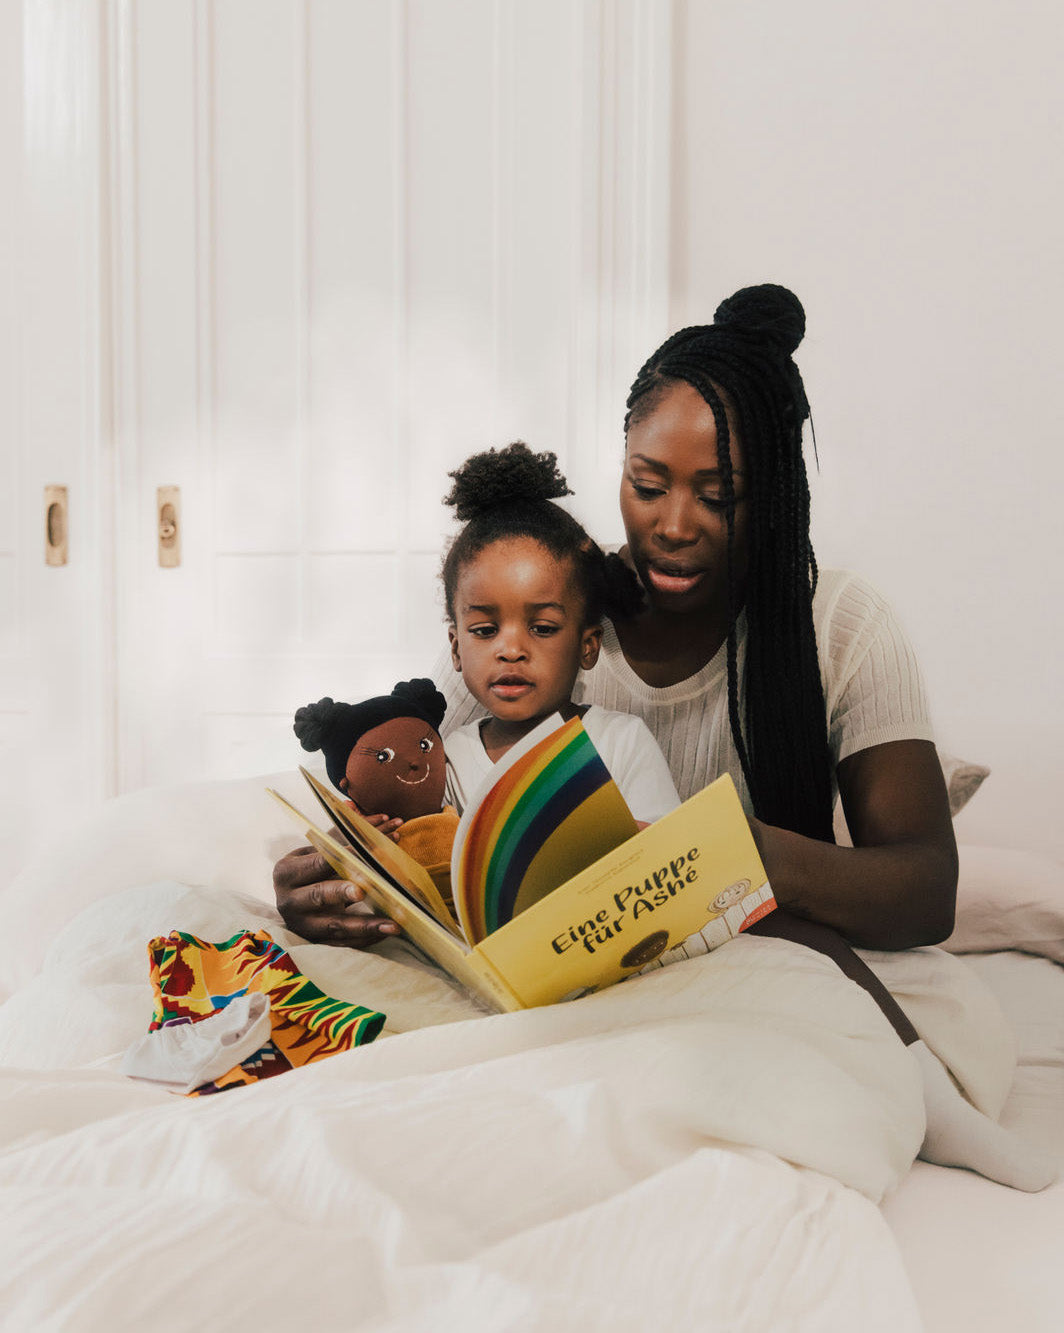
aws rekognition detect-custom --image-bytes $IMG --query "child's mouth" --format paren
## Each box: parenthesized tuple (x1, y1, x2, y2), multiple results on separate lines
(490, 677, 533, 701)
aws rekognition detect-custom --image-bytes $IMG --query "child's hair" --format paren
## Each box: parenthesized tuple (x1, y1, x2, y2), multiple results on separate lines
(624, 284, 834, 844)
(441, 441, 641, 626)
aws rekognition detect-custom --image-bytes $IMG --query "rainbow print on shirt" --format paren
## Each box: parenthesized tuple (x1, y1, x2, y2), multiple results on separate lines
(454, 716, 639, 943)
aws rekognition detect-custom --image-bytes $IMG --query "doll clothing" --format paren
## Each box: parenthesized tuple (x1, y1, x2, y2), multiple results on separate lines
(121, 990, 273, 1093)
(128, 929, 386, 1095)
(396, 805, 460, 911)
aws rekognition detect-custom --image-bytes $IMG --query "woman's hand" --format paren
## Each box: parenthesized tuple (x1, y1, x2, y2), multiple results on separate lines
(272, 845, 401, 947)
(747, 739, 958, 950)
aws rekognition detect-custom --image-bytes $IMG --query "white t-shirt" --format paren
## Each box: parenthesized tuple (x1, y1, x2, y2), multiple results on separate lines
(444, 705, 680, 826)
(432, 570, 934, 815)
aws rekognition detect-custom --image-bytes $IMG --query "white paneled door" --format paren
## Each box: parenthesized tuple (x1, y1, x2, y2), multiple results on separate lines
(1, 1, 113, 885)
(2, 0, 671, 884)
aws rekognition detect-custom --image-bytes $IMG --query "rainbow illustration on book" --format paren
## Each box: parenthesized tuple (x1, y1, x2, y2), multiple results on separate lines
(453, 715, 640, 944)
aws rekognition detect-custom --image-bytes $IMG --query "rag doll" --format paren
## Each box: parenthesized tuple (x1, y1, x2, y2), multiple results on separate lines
(293, 679, 459, 906)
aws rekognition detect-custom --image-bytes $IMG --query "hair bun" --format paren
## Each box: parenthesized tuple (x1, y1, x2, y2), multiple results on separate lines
(293, 697, 335, 752)
(444, 441, 572, 522)
(713, 284, 805, 356)
(390, 677, 446, 731)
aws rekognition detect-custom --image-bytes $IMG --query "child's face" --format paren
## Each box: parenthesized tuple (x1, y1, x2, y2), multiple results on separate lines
(448, 536, 601, 732)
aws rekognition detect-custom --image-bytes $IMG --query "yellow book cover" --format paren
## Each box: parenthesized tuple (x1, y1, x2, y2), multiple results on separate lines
(269, 716, 775, 1012)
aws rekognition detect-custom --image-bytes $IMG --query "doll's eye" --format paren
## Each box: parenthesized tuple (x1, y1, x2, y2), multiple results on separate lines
(375, 748, 395, 764)
(419, 737, 434, 753)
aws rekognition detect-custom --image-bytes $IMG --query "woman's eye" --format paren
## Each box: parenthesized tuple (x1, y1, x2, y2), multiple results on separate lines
(698, 494, 731, 511)
(375, 748, 395, 764)
(419, 737, 434, 753)
(631, 482, 664, 500)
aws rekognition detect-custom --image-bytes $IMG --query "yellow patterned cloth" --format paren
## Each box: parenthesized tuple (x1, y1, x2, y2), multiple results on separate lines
(146, 929, 385, 1095)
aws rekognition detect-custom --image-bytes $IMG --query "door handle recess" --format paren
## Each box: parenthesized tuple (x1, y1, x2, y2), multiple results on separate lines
(45, 485, 68, 566)
(157, 485, 180, 567)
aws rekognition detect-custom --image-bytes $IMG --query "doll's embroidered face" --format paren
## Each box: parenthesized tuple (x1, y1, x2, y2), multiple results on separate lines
(341, 716, 447, 823)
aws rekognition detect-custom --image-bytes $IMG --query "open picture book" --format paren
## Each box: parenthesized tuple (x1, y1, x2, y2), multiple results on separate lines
(269, 713, 775, 1011)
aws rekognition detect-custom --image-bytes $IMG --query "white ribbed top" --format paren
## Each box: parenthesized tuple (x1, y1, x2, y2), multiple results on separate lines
(432, 569, 934, 813)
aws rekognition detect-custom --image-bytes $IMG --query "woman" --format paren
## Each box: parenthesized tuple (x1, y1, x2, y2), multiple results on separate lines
(274, 285, 1064, 1190)
(274, 284, 957, 955)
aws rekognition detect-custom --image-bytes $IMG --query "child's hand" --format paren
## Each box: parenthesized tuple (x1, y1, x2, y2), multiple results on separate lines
(362, 811, 404, 843)
(344, 799, 403, 843)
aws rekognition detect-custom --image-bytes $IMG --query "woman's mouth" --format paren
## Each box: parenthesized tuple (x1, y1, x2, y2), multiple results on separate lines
(645, 563, 707, 596)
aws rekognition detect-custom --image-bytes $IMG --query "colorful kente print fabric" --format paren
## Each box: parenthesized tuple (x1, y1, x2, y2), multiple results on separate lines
(146, 929, 385, 1095)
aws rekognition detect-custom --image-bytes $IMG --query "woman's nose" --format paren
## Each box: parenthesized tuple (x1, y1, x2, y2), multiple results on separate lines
(656, 494, 699, 546)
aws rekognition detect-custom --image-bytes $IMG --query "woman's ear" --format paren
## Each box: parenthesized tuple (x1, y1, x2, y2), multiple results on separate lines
(579, 623, 603, 671)
(448, 623, 462, 673)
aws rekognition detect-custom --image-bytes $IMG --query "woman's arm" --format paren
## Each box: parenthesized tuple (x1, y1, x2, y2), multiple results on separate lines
(747, 739, 958, 950)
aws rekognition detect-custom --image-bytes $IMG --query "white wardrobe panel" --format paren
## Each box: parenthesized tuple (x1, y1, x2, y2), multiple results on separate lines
(303, 553, 402, 651)
(3, 0, 110, 887)
(6, 0, 674, 847)
(306, 0, 403, 555)
(212, 0, 302, 556)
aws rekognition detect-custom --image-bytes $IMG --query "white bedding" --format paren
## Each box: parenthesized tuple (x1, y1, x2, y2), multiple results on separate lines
(0, 769, 1061, 1331)
(882, 950, 1064, 1333)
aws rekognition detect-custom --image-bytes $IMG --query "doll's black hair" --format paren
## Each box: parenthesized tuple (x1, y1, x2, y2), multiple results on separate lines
(625, 284, 834, 843)
(294, 678, 446, 792)
(441, 441, 642, 627)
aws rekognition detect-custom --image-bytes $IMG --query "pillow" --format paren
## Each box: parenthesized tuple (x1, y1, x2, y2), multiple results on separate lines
(939, 752, 991, 817)
(834, 750, 990, 845)
(943, 843, 1064, 964)
(0, 767, 317, 1002)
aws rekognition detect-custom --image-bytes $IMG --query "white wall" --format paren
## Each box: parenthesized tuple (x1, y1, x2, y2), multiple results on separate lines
(671, 0, 1064, 854)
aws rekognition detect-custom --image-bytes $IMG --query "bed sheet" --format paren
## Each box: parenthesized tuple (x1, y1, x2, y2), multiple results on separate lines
(1, 769, 1062, 1331)
(882, 949, 1064, 1333)
(0, 880, 935, 1332)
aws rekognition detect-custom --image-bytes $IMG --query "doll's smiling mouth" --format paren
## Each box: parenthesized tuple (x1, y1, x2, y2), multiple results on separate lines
(396, 769, 430, 786)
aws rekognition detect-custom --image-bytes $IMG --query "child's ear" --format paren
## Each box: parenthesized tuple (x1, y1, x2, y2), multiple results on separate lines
(579, 623, 602, 671)
(447, 623, 462, 673)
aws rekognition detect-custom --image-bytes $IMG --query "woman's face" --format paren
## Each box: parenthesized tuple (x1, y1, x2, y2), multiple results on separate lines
(620, 380, 749, 617)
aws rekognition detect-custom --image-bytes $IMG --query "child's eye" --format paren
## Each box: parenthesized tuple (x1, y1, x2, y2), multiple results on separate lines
(375, 748, 395, 764)
(419, 737, 434, 753)
(468, 624, 496, 639)
(531, 622, 561, 637)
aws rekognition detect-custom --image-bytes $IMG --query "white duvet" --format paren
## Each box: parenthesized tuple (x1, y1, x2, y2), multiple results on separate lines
(0, 772, 1025, 1332)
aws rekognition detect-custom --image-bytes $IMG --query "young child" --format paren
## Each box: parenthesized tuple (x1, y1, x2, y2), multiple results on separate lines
(438, 441, 679, 826)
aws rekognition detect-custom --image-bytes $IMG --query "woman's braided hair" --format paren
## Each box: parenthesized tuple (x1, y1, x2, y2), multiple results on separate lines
(624, 283, 835, 842)
(441, 441, 642, 626)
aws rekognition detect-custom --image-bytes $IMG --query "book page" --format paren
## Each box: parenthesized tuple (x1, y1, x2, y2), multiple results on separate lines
(299, 767, 462, 936)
